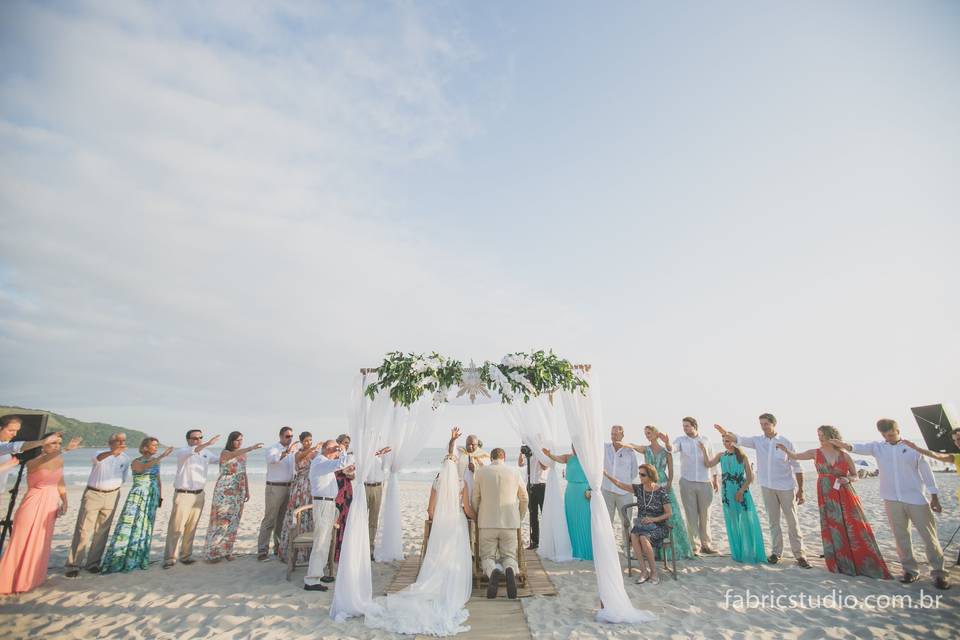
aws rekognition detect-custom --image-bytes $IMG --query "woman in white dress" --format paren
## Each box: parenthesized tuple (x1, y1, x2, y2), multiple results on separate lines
(365, 429, 476, 637)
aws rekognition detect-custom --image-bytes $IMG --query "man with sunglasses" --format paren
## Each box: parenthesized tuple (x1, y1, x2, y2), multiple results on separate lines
(258, 426, 298, 561)
(163, 428, 220, 568)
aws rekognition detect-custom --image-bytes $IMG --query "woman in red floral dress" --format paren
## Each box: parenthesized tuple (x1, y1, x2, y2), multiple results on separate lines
(779, 425, 891, 579)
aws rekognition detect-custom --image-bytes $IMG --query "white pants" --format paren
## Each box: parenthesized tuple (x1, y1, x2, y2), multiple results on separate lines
(304, 498, 338, 585)
(761, 487, 805, 559)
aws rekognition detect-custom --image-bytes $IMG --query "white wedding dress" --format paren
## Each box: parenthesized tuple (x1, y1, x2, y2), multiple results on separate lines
(364, 457, 472, 636)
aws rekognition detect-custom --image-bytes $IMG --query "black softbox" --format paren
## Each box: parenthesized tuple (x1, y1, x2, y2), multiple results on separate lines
(910, 404, 959, 454)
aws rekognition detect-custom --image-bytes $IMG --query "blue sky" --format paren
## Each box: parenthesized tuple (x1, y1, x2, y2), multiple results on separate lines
(1, 1, 958, 447)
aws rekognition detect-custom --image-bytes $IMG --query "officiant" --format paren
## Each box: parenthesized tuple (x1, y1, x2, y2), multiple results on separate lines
(456, 433, 490, 501)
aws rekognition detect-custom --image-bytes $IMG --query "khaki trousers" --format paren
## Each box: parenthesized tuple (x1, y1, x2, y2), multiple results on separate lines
(366, 483, 383, 549)
(258, 484, 291, 555)
(164, 490, 205, 563)
(679, 478, 714, 552)
(602, 489, 636, 549)
(66, 488, 121, 571)
(761, 487, 805, 559)
(305, 499, 338, 585)
(885, 499, 945, 577)
(478, 527, 518, 576)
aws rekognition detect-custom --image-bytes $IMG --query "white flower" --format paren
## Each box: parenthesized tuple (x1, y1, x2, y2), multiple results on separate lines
(410, 359, 429, 373)
(487, 364, 514, 400)
(431, 389, 446, 410)
(509, 371, 536, 394)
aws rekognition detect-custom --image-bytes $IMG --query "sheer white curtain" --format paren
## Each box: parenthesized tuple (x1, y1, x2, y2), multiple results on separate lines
(375, 400, 438, 562)
(331, 378, 398, 621)
(561, 374, 656, 624)
(364, 457, 472, 636)
(503, 395, 574, 562)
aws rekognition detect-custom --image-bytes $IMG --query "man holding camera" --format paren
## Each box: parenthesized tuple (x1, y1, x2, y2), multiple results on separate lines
(518, 445, 548, 550)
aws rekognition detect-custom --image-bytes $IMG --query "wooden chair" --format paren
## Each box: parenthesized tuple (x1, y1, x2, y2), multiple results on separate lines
(471, 520, 528, 588)
(622, 502, 677, 581)
(286, 504, 315, 581)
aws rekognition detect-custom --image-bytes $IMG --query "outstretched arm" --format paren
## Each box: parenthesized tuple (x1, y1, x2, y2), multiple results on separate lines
(542, 448, 570, 464)
(776, 444, 817, 461)
(902, 439, 955, 464)
(698, 440, 722, 467)
(447, 427, 461, 456)
(602, 470, 632, 493)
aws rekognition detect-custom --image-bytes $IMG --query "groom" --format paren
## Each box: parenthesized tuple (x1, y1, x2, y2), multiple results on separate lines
(472, 448, 528, 599)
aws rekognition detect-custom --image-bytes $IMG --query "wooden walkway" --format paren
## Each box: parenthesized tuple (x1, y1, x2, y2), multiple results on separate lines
(385, 548, 557, 639)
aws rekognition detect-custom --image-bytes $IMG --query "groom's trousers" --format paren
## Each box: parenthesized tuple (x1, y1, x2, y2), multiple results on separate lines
(479, 528, 518, 576)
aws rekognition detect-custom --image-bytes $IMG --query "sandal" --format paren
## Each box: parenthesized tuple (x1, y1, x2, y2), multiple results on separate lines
(635, 574, 650, 584)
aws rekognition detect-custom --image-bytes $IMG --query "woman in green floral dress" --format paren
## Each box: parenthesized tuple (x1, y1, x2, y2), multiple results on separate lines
(204, 432, 263, 562)
(625, 425, 694, 560)
(101, 438, 173, 573)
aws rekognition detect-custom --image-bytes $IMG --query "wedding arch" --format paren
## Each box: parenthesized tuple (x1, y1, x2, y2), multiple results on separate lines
(329, 350, 655, 625)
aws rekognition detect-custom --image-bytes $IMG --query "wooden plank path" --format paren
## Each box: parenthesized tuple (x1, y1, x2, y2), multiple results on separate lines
(385, 548, 557, 639)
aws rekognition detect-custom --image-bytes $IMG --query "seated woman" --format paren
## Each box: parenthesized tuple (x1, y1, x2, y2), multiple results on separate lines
(603, 462, 672, 585)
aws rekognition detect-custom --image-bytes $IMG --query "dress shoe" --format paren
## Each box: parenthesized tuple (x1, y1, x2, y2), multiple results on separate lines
(700, 547, 719, 555)
(65, 569, 80, 578)
(767, 554, 780, 564)
(181, 558, 196, 565)
(304, 583, 328, 591)
(320, 576, 336, 583)
(899, 573, 920, 584)
(526, 544, 538, 550)
(505, 567, 517, 599)
(487, 569, 503, 599)
(87, 566, 101, 574)
(162, 561, 174, 569)
(797, 558, 812, 569)
(933, 576, 951, 590)
(257, 553, 269, 562)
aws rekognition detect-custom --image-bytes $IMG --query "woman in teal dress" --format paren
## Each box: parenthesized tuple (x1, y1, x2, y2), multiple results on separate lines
(699, 435, 766, 563)
(542, 446, 592, 561)
(624, 425, 694, 560)
(101, 437, 173, 573)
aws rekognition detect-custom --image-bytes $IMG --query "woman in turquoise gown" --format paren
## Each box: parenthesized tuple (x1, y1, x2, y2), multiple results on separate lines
(699, 435, 766, 563)
(543, 446, 592, 561)
(626, 425, 694, 560)
(101, 438, 173, 573)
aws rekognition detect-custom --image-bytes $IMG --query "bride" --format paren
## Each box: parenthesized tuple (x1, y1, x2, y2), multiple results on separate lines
(364, 428, 475, 637)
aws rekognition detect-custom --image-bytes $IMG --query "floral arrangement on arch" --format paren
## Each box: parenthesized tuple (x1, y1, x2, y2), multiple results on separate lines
(364, 350, 588, 408)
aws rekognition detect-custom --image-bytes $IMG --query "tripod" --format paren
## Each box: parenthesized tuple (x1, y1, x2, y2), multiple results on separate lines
(0, 461, 27, 556)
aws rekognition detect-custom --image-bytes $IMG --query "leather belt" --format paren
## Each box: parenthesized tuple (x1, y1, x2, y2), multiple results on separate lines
(364, 482, 382, 487)
(313, 496, 335, 501)
(86, 486, 120, 493)
(267, 481, 292, 487)
(175, 488, 203, 494)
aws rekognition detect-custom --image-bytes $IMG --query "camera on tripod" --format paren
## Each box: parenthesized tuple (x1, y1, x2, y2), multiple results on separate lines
(520, 444, 533, 458)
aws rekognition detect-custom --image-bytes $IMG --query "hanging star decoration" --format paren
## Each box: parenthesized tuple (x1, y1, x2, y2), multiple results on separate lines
(456, 361, 491, 404)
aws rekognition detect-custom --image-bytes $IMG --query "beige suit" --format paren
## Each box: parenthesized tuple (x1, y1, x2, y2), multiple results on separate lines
(472, 461, 528, 576)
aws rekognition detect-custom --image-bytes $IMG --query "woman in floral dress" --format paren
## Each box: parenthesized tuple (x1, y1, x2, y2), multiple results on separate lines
(278, 431, 321, 563)
(780, 426, 891, 579)
(331, 433, 355, 565)
(203, 432, 263, 562)
(101, 437, 173, 573)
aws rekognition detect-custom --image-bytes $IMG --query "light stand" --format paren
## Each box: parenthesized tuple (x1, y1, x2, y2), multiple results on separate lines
(0, 461, 27, 556)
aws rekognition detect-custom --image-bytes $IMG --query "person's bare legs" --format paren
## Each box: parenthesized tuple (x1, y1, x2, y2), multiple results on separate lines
(639, 537, 657, 581)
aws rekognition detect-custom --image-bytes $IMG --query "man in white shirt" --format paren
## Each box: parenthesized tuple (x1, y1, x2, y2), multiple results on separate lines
(304, 439, 356, 590)
(718, 413, 809, 567)
(364, 451, 387, 551)
(518, 446, 548, 549)
(673, 417, 720, 555)
(601, 425, 639, 548)
(163, 428, 220, 568)
(835, 418, 949, 589)
(65, 433, 131, 576)
(258, 426, 297, 561)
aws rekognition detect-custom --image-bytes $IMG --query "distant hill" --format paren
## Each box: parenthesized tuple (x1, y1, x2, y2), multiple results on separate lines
(0, 406, 152, 448)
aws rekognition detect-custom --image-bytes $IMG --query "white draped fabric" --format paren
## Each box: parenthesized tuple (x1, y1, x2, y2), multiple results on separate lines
(364, 458, 472, 636)
(561, 374, 656, 623)
(375, 400, 438, 562)
(331, 377, 398, 621)
(503, 395, 574, 562)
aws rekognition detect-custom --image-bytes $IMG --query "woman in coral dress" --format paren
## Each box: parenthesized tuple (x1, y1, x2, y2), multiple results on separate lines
(0, 434, 81, 595)
(780, 425, 891, 579)
(203, 431, 263, 562)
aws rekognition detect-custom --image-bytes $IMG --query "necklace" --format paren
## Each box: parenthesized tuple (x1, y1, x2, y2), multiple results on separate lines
(639, 484, 657, 512)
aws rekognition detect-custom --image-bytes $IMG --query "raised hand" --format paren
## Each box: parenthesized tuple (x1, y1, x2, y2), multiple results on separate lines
(161, 446, 175, 458)
(449, 427, 462, 441)
(542, 447, 551, 457)
(43, 432, 64, 445)
(658, 432, 670, 443)
(375, 446, 392, 457)
(901, 439, 919, 450)
(207, 435, 221, 446)
(713, 424, 727, 435)
(827, 438, 848, 450)
(251, 442, 265, 451)
(65, 436, 83, 451)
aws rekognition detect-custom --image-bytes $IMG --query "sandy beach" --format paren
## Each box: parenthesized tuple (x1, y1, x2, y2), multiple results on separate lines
(1, 475, 958, 639)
